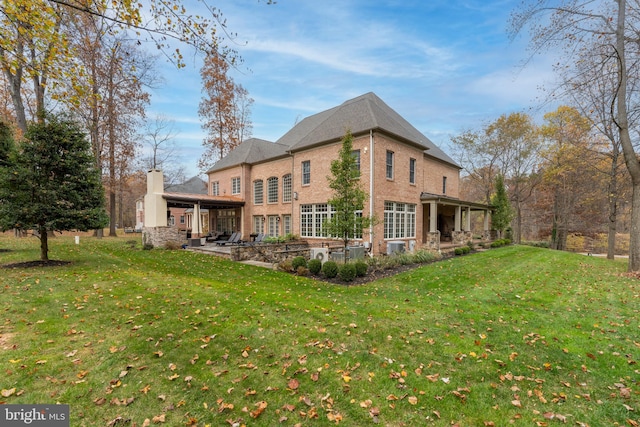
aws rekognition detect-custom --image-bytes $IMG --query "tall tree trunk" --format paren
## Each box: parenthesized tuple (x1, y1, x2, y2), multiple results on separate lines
(607, 159, 619, 259)
(615, 0, 640, 271)
(39, 225, 49, 261)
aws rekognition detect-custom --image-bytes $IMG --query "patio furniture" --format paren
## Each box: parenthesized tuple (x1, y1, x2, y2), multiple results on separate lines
(214, 232, 238, 245)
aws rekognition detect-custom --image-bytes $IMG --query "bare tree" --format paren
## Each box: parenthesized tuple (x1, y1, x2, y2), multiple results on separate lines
(510, 0, 640, 271)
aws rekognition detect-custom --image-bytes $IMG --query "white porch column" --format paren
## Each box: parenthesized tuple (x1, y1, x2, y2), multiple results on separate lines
(484, 210, 490, 231)
(193, 203, 202, 237)
(465, 207, 471, 231)
(454, 205, 462, 232)
(143, 169, 167, 227)
(429, 202, 437, 232)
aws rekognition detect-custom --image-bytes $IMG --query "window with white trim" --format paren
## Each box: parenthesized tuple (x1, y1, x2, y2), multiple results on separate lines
(212, 181, 219, 196)
(268, 215, 279, 236)
(283, 214, 292, 235)
(282, 174, 292, 202)
(386, 150, 394, 179)
(352, 149, 361, 177)
(300, 204, 363, 238)
(267, 177, 278, 203)
(302, 160, 311, 185)
(253, 215, 264, 234)
(384, 201, 416, 239)
(409, 158, 416, 184)
(253, 180, 263, 205)
(231, 177, 241, 195)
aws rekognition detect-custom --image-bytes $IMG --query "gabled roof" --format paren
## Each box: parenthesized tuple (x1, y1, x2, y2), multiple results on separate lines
(206, 138, 289, 173)
(277, 92, 458, 166)
(165, 176, 207, 194)
(206, 92, 458, 172)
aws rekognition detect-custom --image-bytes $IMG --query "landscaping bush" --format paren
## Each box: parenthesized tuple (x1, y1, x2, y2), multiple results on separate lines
(308, 259, 322, 275)
(292, 256, 307, 270)
(164, 240, 182, 250)
(338, 263, 356, 282)
(143, 243, 154, 250)
(413, 249, 437, 263)
(354, 260, 368, 277)
(321, 260, 339, 278)
(455, 247, 464, 255)
(296, 266, 309, 276)
(278, 259, 294, 272)
(462, 246, 471, 254)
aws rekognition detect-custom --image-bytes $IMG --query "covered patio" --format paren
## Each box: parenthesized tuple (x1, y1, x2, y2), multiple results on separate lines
(421, 193, 493, 251)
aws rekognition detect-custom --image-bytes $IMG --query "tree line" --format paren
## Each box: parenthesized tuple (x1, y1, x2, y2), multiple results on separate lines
(452, 106, 630, 260)
(0, 0, 258, 240)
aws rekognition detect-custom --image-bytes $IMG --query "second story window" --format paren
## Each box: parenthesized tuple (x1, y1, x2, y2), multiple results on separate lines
(253, 180, 263, 204)
(267, 176, 278, 203)
(409, 158, 416, 184)
(442, 176, 447, 194)
(302, 160, 311, 185)
(386, 150, 394, 180)
(232, 177, 241, 195)
(212, 181, 219, 196)
(352, 149, 361, 177)
(282, 174, 292, 202)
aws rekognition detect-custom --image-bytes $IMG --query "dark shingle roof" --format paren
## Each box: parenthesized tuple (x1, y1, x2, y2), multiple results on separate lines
(206, 138, 289, 173)
(277, 92, 457, 166)
(207, 93, 458, 171)
(165, 176, 207, 194)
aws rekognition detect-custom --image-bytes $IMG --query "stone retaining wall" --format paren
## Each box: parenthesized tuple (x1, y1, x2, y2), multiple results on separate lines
(230, 242, 310, 263)
(142, 226, 182, 248)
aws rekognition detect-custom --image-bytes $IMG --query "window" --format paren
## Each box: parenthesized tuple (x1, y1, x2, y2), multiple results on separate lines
(268, 215, 279, 236)
(253, 180, 263, 204)
(386, 150, 394, 179)
(169, 215, 175, 226)
(231, 177, 241, 195)
(409, 158, 416, 184)
(283, 215, 292, 235)
(253, 215, 264, 234)
(267, 177, 278, 203)
(212, 181, 219, 196)
(302, 160, 311, 185)
(384, 201, 416, 239)
(300, 204, 363, 239)
(282, 174, 292, 202)
(352, 149, 361, 177)
(180, 215, 185, 224)
(442, 176, 447, 194)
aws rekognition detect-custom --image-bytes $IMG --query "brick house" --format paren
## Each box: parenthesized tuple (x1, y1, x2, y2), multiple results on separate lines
(144, 92, 492, 254)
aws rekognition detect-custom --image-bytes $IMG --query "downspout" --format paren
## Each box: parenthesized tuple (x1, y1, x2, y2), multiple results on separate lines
(369, 130, 374, 255)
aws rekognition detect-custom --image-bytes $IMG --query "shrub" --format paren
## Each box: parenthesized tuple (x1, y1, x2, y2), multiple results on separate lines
(164, 240, 182, 250)
(397, 253, 414, 265)
(455, 247, 464, 255)
(308, 259, 322, 275)
(462, 246, 471, 254)
(278, 259, 294, 272)
(296, 266, 309, 276)
(354, 260, 368, 277)
(321, 261, 339, 278)
(143, 243, 153, 250)
(413, 250, 437, 263)
(338, 263, 356, 282)
(292, 256, 307, 270)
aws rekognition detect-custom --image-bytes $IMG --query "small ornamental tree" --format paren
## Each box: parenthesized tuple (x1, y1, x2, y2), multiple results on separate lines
(0, 115, 109, 261)
(490, 174, 513, 239)
(323, 131, 373, 255)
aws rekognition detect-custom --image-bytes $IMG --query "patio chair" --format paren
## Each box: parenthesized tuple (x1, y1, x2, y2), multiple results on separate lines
(219, 232, 244, 246)
(242, 233, 264, 246)
(215, 231, 238, 245)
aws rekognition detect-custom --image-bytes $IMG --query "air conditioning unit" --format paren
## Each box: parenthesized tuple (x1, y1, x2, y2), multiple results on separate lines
(310, 248, 329, 264)
(330, 251, 345, 263)
(387, 241, 405, 255)
(347, 246, 365, 260)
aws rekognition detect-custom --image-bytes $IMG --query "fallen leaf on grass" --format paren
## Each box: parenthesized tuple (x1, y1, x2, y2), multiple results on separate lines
(250, 401, 267, 418)
(1, 388, 16, 398)
(152, 413, 165, 423)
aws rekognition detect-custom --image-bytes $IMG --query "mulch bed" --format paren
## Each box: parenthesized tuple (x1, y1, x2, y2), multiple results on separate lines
(2, 260, 71, 269)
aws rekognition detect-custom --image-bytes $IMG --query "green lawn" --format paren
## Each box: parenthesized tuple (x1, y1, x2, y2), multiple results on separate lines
(0, 235, 639, 426)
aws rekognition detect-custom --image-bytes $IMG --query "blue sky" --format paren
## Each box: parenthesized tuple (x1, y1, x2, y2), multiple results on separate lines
(147, 0, 557, 178)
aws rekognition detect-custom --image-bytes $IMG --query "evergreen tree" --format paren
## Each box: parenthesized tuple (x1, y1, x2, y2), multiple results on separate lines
(0, 115, 108, 261)
(491, 174, 513, 238)
(324, 131, 373, 254)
